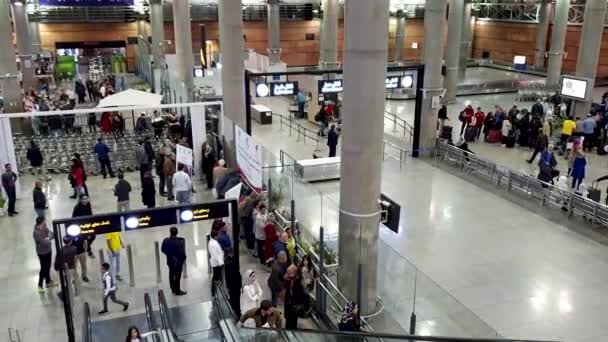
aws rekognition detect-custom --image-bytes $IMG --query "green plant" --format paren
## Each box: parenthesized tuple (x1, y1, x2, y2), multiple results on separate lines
(269, 173, 289, 212)
(300, 239, 337, 265)
(0, 193, 5, 211)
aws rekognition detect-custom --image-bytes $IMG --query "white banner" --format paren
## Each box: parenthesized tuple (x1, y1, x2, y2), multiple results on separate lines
(235, 126, 263, 189)
(190, 104, 207, 179)
(176, 144, 193, 173)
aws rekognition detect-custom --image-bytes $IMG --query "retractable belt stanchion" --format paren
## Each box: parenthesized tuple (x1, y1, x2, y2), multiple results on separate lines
(155, 241, 162, 284)
(183, 260, 188, 279)
(127, 244, 135, 287)
(98, 249, 105, 266)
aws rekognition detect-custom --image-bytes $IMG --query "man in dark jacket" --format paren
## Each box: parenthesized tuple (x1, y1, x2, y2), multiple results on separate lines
(161, 227, 187, 295)
(55, 236, 79, 299)
(33, 180, 47, 218)
(327, 125, 339, 157)
(531, 99, 545, 117)
(26, 141, 45, 177)
(94, 138, 115, 179)
(2, 163, 18, 216)
(72, 194, 95, 259)
(267, 251, 288, 306)
(527, 130, 549, 164)
(113, 173, 131, 212)
(224, 251, 242, 317)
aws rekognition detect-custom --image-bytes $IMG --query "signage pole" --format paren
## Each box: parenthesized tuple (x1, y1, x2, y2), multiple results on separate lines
(53, 222, 75, 342)
(127, 244, 135, 287)
(154, 241, 162, 284)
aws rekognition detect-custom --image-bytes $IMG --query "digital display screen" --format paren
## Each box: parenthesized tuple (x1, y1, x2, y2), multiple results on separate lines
(39, 0, 134, 5)
(64, 215, 122, 237)
(513, 55, 526, 65)
(123, 208, 178, 231)
(561, 76, 588, 100)
(255, 82, 299, 97)
(318, 79, 344, 94)
(179, 202, 231, 224)
(385, 76, 401, 89)
(320, 76, 414, 94)
(193, 67, 204, 78)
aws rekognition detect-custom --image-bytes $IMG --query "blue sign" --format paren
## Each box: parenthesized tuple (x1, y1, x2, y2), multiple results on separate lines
(39, 0, 134, 6)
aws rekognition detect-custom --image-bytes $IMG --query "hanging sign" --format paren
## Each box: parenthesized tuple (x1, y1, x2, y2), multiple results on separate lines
(255, 81, 299, 97)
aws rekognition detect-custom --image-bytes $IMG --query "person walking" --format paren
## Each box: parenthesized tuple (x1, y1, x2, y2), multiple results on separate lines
(26, 141, 47, 178)
(571, 149, 587, 191)
(94, 138, 116, 179)
(267, 251, 288, 306)
(209, 229, 225, 296)
(283, 265, 307, 329)
(141, 171, 156, 209)
(242, 269, 263, 313)
(33, 216, 57, 292)
(114, 173, 131, 212)
(327, 125, 339, 157)
(72, 194, 95, 259)
(135, 140, 149, 185)
(70, 158, 86, 198)
(33, 180, 47, 218)
(161, 227, 187, 295)
(106, 232, 125, 281)
(527, 130, 549, 164)
(474, 108, 485, 140)
(163, 153, 176, 201)
(98, 262, 129, 314)
(72, 233, 90, 283)
(173, 164, 192, 204)
(2, 163, 18, 216)
(254, 204, 268, 263)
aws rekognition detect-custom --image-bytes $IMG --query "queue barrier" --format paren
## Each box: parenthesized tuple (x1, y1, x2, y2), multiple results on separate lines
(434, 140, 608, 228)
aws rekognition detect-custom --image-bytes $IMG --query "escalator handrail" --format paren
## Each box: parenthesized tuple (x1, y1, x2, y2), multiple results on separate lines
(83, 302, 92, 342)
(158, 289, 179, 340)
(143, 293, 161, 342)
(214, 284, 239, 321)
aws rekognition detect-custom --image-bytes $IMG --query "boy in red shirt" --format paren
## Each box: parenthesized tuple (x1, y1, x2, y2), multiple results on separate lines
(474, 107, 485, 140)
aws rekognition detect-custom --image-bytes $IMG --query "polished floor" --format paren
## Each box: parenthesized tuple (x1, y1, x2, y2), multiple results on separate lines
(249, 68, 608, 342)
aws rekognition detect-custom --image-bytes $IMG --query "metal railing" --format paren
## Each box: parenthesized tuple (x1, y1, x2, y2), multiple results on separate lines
(383, 140, 408, 170)
(8, 328, 22, 342)
(273, 113, 323, 151)
(144, 293, 161, 342)
(384, 110, 413, 143)
(158, 290, 178, 341)
(434, 140, 608, 228)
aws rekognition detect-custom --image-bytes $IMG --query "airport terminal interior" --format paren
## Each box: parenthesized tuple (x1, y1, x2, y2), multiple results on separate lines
(4, 0, 608, 342)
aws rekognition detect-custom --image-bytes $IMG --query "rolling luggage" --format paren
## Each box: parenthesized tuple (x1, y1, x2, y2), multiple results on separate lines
(505, 134, 516, 148)
(440, 126, 453, 140)
(589, 182, 602, 202)
(464, 126, 478, 142)
(486, 129, 501, 144)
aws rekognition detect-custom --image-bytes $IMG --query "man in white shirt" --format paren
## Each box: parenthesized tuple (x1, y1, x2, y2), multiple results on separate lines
(98, 262, 129, 314)
(173, 163, 192, 204)
(208, 229, 224, 296)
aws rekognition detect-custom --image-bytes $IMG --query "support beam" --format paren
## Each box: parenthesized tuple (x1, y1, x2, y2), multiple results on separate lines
(573, 0, 607, 116)
(150, 0, 165, 70)
(11, 2, 35, 92)
(172, 0, 195, 102)
(319, 0, 339, 68)
(267, 0, 281, 65)
(338, 0, 389, 314)
(534, 0, 552, 69)
(394, 10, 406, 62)
(30, 21, 42, 54)
(420, 0, 448, 153)
(546, 0, 571, 88)
(458, 0, 472, 78)
(444, 0, 464, 103)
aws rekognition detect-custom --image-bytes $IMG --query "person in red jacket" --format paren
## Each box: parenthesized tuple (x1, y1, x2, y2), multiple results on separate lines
(474, 107, 485, 140)
(70, 158, 85, 197)
(263, 218, 279, 266)
(460, 104, 474, 135)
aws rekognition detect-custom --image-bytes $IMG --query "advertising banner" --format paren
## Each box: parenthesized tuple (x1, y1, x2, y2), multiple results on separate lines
(176, 144, 193, 173)
(235, 126, 263, 190)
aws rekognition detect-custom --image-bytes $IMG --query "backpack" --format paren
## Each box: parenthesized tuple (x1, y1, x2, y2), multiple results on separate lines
(314, 113, 321, 122)
(458, 111, 465, 122)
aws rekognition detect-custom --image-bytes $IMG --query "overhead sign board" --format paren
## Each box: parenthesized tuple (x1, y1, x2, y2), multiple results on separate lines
(385, 76, 401, 89)
(319, 75, 414, 94)
(39, 0, 134, 5)
(318, 79, 343, 94)
(179, 202, 231, 224)
(64, 214, 122, 237)
(124, 208, 178, 231)
(255, 81, 299, 97)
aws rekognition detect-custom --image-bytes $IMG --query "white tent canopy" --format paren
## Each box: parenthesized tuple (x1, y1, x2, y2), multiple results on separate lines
(97, 89, 163, 108)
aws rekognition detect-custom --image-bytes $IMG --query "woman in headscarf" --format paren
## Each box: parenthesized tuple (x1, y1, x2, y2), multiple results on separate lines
(338, 301, 361, 332)
(263, 215, 279, 266)
(141, 171, 156, 208)
(241, 269, 263, 313)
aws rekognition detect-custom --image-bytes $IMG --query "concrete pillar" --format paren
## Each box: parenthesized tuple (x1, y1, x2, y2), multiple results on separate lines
(219, 0, 246, 165)
(0, 1, 22, 113)
(394, 10, 406, 62)
(29, 21, 42, 54)
(546, 0, 571, 88)
(458, 1, 472, 78)
(534, 0, 552, 69)
(150, 0, 165, 70)
(573, 0, 607, 116)
(319, 0, 339, 67)
(444, 0, 464, 103)
(11, 2, 35, 91)
(172, 0, 195, 102)
(420, 0, 448, 152)
(267, 0, 281, 65)
(338, 0, 389, 314)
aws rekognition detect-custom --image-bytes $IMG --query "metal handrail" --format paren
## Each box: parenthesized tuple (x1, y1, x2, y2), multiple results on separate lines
(144, 293, 161, 342)
(273, 112, 322, 150)
(158, 289, 178, 340)
(385, 110, 414, 143)
(382, 140, 408, 169)
(82, 303, 92, 342)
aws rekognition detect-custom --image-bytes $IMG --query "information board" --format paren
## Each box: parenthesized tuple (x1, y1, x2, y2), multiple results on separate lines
(124, 208, 178, 231)
(560, 76, 589, 100)
(255, 81, 299, 97)
(179, 202, 231, 224)
(64, 214, 122, 237)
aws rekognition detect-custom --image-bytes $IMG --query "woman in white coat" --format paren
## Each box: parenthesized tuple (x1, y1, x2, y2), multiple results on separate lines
(241, 270, 263, 313)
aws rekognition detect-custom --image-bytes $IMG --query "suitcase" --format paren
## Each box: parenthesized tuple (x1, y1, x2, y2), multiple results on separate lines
(486, 129, 501, 143)
(505, 134, 516, 148)
(589, 182, 602, 202)
(464, 126, 478, 142)
(440, 126, 453, 140)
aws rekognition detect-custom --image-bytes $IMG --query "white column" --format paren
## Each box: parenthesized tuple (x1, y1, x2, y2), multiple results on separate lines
(444, 0, 464, 103)
(546, 0, 571, 88)
(267, 0, 281, 65)
(458, 1, 472, 78)
(534, 0, 552, 69)
(420, 0, 448, 152)
(573, 0, 607, 116)
(172, 0, 195, 102)
(338, 0, 389, 314)
(319, 0, 339, 67)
